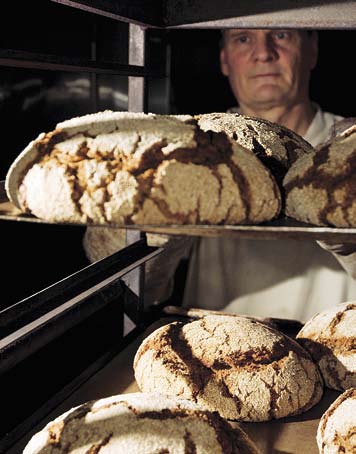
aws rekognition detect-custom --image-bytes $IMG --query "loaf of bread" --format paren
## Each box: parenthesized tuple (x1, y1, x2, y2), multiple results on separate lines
(296, 302, 356, 391)
(195, 112, 314, 185)
(5, 110, 281, 226)
(284, 124, 356, 226)
(316, 388, 356, 454)
(134, 315, 323, 422)
(23, 392, 259, 454)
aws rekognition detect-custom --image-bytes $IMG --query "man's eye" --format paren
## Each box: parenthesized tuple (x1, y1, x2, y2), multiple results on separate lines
(233, 35, 249, 44)
(274, 31, 289, 40)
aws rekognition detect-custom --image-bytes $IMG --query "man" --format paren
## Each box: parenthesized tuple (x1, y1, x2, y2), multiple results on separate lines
(182, 29, 356, 321)
(84, 29, 356, 322)
(221, 29, 317, 134)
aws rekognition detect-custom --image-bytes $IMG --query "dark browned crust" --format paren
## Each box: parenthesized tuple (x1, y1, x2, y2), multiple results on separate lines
(319, 388, 356, 448)
(135, 318, 318, 421)
(297, 304, 356, 390)
(45, 394, 250, 454)
(284, 139, 356, 226)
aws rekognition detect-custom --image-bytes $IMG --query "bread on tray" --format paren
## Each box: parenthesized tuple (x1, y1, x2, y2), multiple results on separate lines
(23, 392, 259, 454)
(284, 124, 356, 227)
(5, 110, 282, 226)
(297, 302, 356, 391)
(134, 314, 323, 422)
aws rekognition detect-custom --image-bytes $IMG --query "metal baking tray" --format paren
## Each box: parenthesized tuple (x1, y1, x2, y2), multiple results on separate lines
(2, 180, 356, 242)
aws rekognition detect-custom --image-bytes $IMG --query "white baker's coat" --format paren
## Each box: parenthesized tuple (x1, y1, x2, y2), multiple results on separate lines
(182, 107, 356, 321)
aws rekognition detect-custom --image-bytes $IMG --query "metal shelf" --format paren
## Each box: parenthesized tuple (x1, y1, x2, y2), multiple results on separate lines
(2, 182, 356, 243)
(0, 49, 163, 77)
(164, 0, 356, 29)
(51, 0, 356, 29)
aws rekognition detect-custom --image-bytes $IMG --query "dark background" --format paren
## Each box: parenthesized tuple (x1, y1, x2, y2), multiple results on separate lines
(167, 28, 356, 117)
(0, 0, 355, 309)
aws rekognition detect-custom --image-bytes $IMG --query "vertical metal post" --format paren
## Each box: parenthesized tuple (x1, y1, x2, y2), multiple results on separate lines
(128, 23, 146, 112)
(124, 23, 147, 326)
(90, 19, 98, 112)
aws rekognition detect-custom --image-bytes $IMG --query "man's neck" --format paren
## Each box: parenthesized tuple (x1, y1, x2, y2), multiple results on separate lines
(238, 101, 316, 137)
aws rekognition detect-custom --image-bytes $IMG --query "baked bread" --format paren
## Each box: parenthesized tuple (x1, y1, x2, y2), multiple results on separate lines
(284, 124, 356, 226)
(23, 392, 259, 454)
(195, 112, 314, 185)
(5, 110, 281, 225)
(316, 387, 356, 454)
(134, 315, 323, 422)
(296, 302, 356, 391)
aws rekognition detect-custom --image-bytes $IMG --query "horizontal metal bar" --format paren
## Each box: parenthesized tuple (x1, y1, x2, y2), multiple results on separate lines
(0, 49, 164, 77)
(51, 0, 164, 27)
(0, 238, 162, 336)
(165, 0, 356, 29)
(0, 241, 162, 374)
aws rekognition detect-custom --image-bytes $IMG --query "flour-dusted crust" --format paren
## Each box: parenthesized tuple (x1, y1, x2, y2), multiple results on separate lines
(6, 110, 281, 225)
(317, 388, 356, 454)
(23, 392, 259, 454)
(134, 315, 323, 422)
(297, 302, 356, 391)
(195, 112, 314, 184)
(284, 125, 356, 227)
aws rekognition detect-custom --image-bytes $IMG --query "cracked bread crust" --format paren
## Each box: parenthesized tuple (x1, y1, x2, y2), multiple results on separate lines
(195, 112, 314, 185)
(6, 110, 281, 225)
(316, 388, 356, 454)
(23, 392, 259, 454)
(284, 125, 356, 227)
(296, 302, 356, 391)
(133, 315, 323, 422)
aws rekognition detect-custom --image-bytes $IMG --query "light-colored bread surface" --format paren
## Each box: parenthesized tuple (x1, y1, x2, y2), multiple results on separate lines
(297, 302, 356, 391)
(134, 315, 323, 422)
(6, 110, 281, 226)
(284, 125, 356, 226)
(317, 387, 356, 454)
(23, 392, 259, 454)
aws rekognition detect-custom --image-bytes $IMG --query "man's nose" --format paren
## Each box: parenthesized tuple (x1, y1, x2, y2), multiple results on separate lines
(253, 36, 277, 61)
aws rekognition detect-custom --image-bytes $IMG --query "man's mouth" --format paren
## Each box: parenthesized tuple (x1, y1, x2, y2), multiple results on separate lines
(252, 73, 280, 78)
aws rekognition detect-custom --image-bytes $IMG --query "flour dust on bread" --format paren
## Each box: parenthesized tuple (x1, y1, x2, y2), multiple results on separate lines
(23, 392, 260, 454)
(297, 302, 356, 391)
(284, 124, 356, 227)
(195, 112, 315, 185)
(316, 388, 356, 454)
(134, 315, 323, 422)
(5, 110, 281, 226)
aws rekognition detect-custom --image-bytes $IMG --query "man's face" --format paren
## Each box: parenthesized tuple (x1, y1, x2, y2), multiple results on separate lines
(220, 29, 318, 111)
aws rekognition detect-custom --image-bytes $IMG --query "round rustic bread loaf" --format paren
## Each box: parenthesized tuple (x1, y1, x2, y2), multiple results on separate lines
(284, 124, 356, 226)
(195, 112, 314, 184)
(296, 302, 356, 391)
(23, 392, 259, 454)
(5, 110, 281, 226)
(316, 388, 356, 454)
(134, 315, 323, 422)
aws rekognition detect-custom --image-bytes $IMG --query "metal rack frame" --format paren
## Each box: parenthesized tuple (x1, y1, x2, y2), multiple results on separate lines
(1, 0, 356, 451)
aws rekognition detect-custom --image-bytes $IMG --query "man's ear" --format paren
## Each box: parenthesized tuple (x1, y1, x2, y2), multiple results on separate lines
(220, 48, 230, 76)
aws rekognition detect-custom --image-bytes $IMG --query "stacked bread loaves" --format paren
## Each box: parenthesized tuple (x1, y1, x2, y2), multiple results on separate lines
(316, 388, 356, 454)
(23, 392, 259, 454)
(284, 124, 356, 227)
(134, 315, 323, 422)
(296, 302, 356, 391)
(5, 110, 281, 226)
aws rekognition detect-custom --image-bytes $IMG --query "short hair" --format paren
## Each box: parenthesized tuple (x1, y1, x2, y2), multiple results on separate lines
(220, 28, 314, 48)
